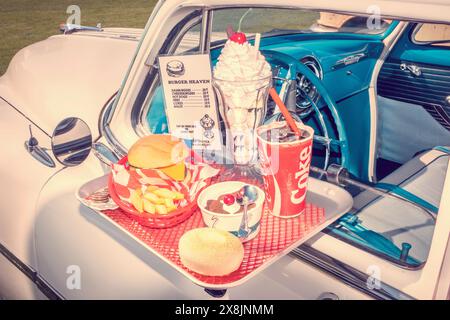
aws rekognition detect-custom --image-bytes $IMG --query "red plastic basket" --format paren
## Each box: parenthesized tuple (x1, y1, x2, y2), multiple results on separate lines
(108, 174, 197, 228)
(108, 156, 217, 228)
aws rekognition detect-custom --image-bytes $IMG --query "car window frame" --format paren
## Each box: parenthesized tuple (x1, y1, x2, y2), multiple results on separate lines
(136, 14, 204, 135)
(411, 22, 450, 48)
(131, 10, 205, 137)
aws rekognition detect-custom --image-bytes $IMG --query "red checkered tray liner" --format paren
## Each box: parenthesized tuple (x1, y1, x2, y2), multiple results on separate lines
(99, 202, 325, 289)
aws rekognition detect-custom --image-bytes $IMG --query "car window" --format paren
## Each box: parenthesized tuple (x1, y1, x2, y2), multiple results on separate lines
(175, 23, 201, 54)
(413, 23, 450, 47)
(144, 19, 202, 134)
(210, 8, 391, 40)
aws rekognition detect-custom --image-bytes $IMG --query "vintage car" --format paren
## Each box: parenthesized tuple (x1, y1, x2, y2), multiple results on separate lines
(1, 0, 450, 300)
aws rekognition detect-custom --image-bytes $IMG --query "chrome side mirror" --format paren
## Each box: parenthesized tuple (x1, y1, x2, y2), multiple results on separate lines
(51, 117, 92, 166)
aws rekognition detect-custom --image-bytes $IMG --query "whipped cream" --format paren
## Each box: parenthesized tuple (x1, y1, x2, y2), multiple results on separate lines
(213, 39, 271, 111)
(222, 201, 241, 214)
(214, 40, 271, 82)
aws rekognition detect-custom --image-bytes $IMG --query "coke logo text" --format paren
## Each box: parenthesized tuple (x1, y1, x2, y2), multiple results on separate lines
(290, 146, 312, 205)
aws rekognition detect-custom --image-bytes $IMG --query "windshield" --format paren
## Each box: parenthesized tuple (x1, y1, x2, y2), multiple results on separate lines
(211, 8, 392, 38)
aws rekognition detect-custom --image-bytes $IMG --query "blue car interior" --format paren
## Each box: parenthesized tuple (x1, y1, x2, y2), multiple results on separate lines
(145, 19, 449, 268)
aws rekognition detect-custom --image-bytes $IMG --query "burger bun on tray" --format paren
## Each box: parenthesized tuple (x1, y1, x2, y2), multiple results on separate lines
(178, 228, 244, 276)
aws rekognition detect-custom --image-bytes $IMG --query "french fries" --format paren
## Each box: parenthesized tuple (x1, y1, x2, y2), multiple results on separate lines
(130, 189, 144, 213)
(154, 188, 176, 199)
(143, 192, 165, 204)
(143, 198, 156, 214)
(156, 204, 168, 215)
(129, 186, 185, 215)
(145, 185, 159, 193)
(164, 198, 177, 212)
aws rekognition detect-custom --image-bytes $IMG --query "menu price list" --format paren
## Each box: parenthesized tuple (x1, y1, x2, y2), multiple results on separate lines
(171, 87, 211, 109)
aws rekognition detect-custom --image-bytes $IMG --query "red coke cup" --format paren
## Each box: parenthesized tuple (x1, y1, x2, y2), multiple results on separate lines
(257, 121, 314, 218)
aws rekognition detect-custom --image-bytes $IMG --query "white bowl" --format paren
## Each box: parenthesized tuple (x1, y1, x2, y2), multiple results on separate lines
(197, 181, 265, 242)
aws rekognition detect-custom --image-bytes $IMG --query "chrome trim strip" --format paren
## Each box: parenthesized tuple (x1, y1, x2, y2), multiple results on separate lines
(301, 55, 323, 80)
(411, 22, 450, 46)
(332, 53, 367, 69)
(100, 96, 127, 157)
(290, 245, 414, 300)
(24, 140, 56, 168)
(369, 21, 409, 182)
(0, 242, 63, 300)
(200, 8, 213, 53)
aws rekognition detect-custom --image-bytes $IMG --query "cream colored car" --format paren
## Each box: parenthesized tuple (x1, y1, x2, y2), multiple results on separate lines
(1, 0, 450, 300)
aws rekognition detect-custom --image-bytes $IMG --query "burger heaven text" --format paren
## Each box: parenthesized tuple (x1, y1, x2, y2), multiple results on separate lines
(168, 79, 211, 84)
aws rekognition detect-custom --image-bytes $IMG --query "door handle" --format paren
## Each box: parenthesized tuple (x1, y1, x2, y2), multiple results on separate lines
(25, 125, 55, 168)
(400, 63, 422, 76)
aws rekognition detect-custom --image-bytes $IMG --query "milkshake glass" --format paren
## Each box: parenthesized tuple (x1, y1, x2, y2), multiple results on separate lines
(212, 75, 271, 179)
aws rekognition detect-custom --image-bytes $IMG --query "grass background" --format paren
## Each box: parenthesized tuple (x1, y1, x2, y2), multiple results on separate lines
(0, 1, 318, 76)
(0, 0, 157, 75)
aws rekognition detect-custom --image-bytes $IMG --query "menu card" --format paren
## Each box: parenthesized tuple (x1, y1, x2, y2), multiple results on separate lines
(158, 54, 221, 151)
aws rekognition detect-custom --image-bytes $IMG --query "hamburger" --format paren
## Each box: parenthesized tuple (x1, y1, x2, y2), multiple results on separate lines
(127, 134, 189, 181)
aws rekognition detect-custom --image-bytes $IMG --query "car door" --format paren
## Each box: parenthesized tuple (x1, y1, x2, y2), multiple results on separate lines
(376, 22, 450, 169)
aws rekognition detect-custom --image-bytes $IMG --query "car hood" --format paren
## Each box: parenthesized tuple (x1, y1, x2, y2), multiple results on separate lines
(0, 28, 142, 137)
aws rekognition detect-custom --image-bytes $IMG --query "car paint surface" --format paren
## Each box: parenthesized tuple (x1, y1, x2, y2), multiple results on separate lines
(0, 29, 139, 136)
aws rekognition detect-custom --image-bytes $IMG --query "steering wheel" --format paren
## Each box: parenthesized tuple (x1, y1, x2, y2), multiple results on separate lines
(261, 50, 348, 171)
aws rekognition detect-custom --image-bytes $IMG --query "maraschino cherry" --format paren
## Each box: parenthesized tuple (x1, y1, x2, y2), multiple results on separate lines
(223, 194, 236, 205)
(230, 32, 247, 44)
(226, 24, 247, 44)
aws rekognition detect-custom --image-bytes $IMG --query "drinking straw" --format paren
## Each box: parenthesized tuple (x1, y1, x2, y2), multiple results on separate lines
(269, 88, 301, 137)
(254, 33, 261, 51)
